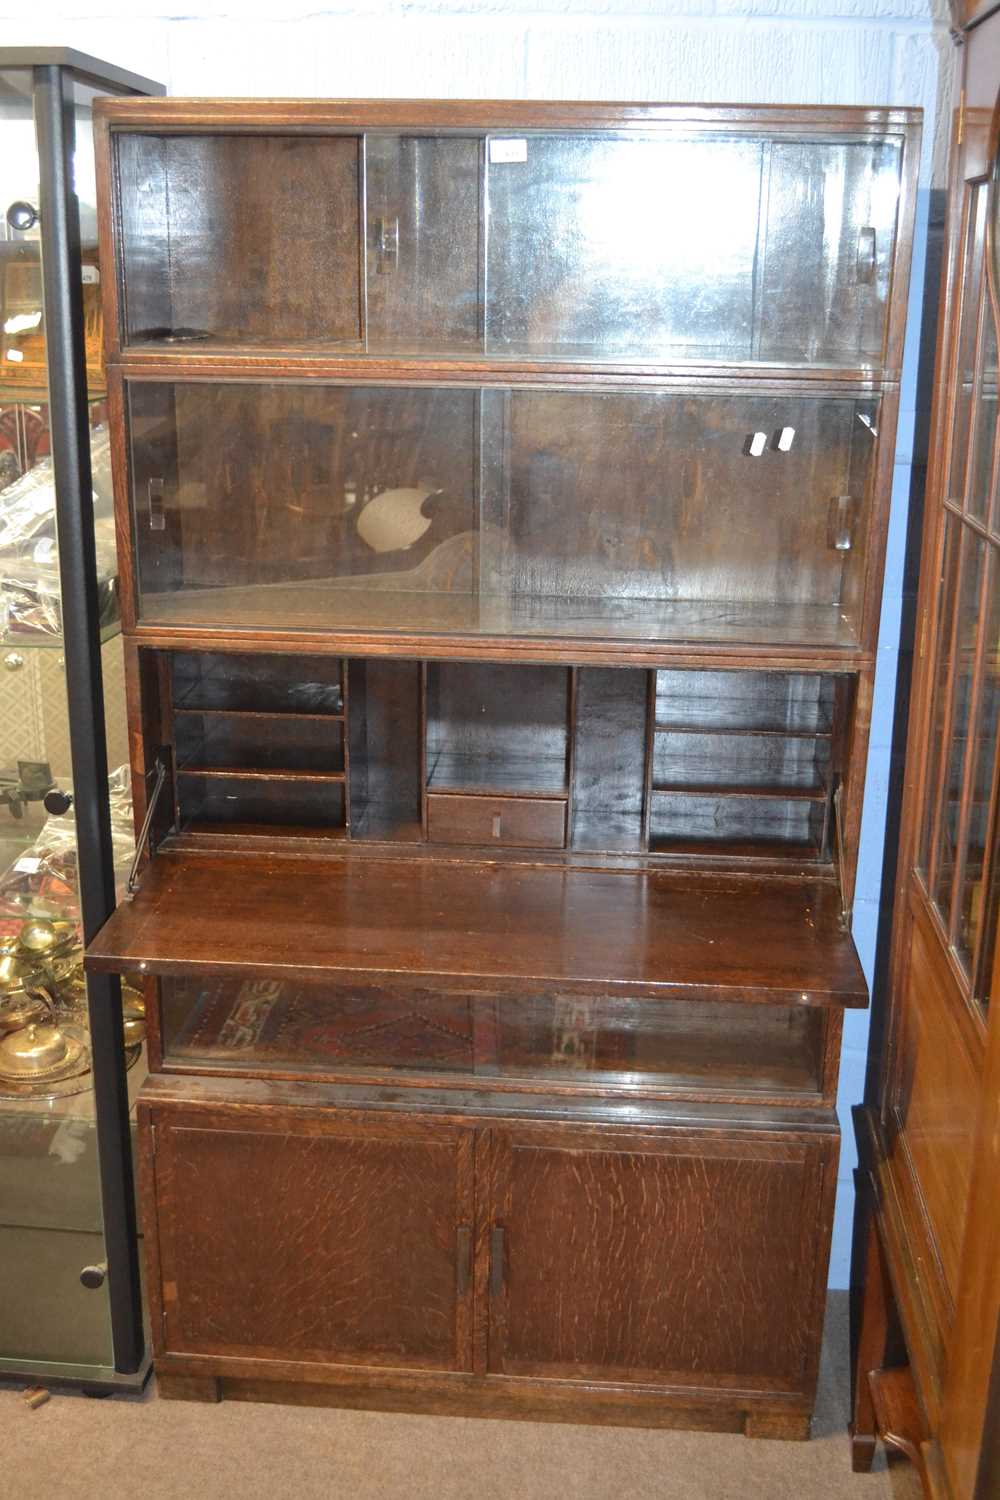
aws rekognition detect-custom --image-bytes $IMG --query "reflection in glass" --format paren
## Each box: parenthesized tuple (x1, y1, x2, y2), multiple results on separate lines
(956, 551, 1000, 973)
(116, 128, 904, 367)
(128, 381, 880, 648)
(948, 186, 989, 512)
(920, 517, 962, 877)
(160, 977, 826, 1098)
(933, 527, 987, 924)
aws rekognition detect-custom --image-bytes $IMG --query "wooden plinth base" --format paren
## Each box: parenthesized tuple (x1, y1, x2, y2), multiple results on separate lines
(155, 1368, 812, 1439)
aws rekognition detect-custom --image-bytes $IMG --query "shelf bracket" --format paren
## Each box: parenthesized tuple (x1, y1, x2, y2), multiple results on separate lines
(125, 754, 169, 901)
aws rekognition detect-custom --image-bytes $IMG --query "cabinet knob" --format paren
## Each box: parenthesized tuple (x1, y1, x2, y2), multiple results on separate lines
(44, 789, 73, 816)
(80, 1261, 107, 1290)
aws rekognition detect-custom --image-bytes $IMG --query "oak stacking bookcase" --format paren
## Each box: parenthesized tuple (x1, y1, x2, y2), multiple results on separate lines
(84, 98, 920, 1434)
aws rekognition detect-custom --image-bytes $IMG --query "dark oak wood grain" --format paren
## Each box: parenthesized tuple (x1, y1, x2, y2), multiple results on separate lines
(87, 851, 867, 1007)
(92, 96, 919, 1436)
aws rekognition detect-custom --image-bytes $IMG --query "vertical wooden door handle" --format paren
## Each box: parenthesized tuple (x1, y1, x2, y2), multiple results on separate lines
(456, 1225, 472, 1296)
(490, 1225, 506, 1296)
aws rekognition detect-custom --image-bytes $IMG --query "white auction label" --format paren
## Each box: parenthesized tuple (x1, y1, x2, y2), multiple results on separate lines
(13, 857, 43, 874)
(489, 138, 528, 164)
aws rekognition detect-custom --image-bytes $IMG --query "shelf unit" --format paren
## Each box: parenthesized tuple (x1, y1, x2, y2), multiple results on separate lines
(86, 98, 919, 1434)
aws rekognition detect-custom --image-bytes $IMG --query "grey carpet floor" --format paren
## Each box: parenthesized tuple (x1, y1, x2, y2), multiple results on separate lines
(2, 1292, 924, 1500)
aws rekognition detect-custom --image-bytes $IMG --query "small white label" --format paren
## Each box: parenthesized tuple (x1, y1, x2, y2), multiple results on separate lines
(777, 426, 796, 452)
(5, 348, 24, 363)
(14, 857, 43, 874)
(748, 431, 767, 457)
(489, 138, 527, 164)
(81, 265, 100, 285)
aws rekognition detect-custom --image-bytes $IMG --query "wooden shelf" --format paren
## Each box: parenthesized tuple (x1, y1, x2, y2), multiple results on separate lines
(137, 586, 862, 654)
(86, 851, 867, 1008)
(654, 721, 832, 740)
(174, 707, 345, 724)
(649, 837, 824, 861)
(426, 753, 568, 798)
(181, 822, 347, 842)
(177, 768, 346, 784)
(652, 782, 829, 802)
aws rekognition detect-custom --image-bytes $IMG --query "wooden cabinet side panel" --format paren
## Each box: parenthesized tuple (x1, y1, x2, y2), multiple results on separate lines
(887, 894, 981, 1304)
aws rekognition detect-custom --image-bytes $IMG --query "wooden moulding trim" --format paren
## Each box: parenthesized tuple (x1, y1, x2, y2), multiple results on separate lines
(137, 1072, 842, 1134)
(152, 1352, 817, 1420)
(113, 352, 899, 390)
(93, 97, 923, 133)
(856, 1107, 948, 1427)
(124, 628, 872, 674)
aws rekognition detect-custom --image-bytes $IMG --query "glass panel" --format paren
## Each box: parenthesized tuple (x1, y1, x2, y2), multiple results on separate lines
(484, 135, 763, 360)
(160, 977, 826, 1098)
(931, 526, 987, 923)
(365, 135, 481, 354)
(116, 132, 363, 347)
(967, 281, 999, 525)
(0, 68, 141, 1379)
(116, 128, 903, 367)
(947, 185, 989, 511)
(956, 549, 1000, 976)
(128, 381, 878, 649)
(919, 517, 962, 877)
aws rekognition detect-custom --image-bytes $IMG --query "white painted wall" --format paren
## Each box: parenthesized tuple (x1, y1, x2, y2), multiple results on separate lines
(3, 0, 957, 1285)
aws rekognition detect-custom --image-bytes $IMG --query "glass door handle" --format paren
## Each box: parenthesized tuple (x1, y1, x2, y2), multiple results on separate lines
(857, 226, 877, 285)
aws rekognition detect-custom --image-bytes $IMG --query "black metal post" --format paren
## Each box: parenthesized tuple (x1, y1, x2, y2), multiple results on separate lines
(33, 63, 144, 1376)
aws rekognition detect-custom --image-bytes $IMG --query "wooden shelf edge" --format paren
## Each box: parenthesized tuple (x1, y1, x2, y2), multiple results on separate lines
(84, 851, 868, 1009)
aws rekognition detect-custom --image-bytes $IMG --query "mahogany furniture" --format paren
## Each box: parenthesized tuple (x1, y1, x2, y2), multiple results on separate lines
(850, 9, 1000, 1495)
(86, 98, 920, 1434)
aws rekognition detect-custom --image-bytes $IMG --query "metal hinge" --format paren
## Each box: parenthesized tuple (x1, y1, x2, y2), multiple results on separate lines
(126, 754, 169, 900)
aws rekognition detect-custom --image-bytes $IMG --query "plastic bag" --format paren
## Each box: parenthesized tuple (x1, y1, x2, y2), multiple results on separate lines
(0, 427, 119, 639)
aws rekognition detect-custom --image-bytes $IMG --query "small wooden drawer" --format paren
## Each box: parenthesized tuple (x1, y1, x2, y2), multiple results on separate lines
(426, 792, 567, 849)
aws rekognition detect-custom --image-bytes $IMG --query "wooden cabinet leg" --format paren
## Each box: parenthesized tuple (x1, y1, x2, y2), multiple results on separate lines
(851, 1204, 893, 1472)
(157, 1372, 221, 1404)
(744, 1411, 811, 1441)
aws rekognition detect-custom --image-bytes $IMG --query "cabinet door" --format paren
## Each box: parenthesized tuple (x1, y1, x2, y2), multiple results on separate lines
(482, 1125, 836, 1396)
(144, 1107, 475, 1371)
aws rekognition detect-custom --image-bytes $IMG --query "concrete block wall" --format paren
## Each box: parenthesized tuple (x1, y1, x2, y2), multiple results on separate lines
(3, 0, 957, 1285)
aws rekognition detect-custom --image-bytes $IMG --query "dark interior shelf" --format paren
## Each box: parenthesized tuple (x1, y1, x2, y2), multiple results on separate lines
(654, 721, 833, 740)
(86, 851, 867, 1008)
(648, 837, 824, 861)
(651, 782, 829, 802)
(138, 587, 863, 653)
(426, 753, 568, 797)
(181, 822, 348, 842)
(178, 767, 345, 783)
(173, 707, 345, 724)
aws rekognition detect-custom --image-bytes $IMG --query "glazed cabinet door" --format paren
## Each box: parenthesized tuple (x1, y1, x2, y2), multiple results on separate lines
(142, 1106, 475, 1372)
(481, 1124, 837, 1397)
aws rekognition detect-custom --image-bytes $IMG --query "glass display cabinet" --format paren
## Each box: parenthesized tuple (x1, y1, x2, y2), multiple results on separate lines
(0, 50, 162, 1395)
(87, 100, 919, 1432)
